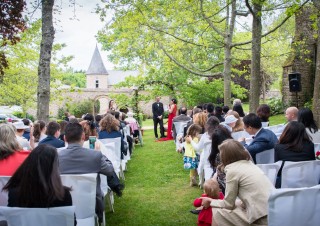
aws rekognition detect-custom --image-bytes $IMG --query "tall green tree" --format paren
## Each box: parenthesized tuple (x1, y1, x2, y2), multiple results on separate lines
(37, 0, 54, 121)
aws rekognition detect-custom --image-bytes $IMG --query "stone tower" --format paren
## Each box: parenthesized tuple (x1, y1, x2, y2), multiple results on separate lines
(86, 45, 109, 89)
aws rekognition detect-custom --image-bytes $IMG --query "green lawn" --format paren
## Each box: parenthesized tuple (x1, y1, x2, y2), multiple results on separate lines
(105, 129, 201, 225)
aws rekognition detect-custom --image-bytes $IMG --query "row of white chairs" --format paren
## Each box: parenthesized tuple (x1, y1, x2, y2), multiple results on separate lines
(257, 160, 320, 188)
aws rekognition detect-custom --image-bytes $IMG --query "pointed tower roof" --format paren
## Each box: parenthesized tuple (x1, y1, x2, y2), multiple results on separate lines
(86, 45, 108, 75)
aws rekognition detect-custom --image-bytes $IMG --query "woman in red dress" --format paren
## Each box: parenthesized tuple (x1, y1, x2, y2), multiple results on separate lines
(160, 98, 177, 141)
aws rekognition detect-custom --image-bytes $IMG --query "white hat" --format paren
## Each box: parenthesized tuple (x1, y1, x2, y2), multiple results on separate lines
(13, 121, 29, 129)
(225, 115, 238, 124)
(127, 112, 134, 117)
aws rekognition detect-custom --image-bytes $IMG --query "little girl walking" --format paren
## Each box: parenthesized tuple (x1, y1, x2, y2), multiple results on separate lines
(183, 124, 202, 186)
(193, 179, 224, 226)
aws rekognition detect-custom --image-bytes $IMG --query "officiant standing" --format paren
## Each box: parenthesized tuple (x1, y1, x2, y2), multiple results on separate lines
(152, 96, 165, 140)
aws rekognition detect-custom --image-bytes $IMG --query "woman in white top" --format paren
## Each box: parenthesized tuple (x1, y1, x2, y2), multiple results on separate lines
(298, 107, 320, 143)
(186, 116, 220, 154)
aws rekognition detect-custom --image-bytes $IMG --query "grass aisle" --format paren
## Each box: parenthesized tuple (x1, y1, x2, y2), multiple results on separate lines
(105, 129, 201, 226)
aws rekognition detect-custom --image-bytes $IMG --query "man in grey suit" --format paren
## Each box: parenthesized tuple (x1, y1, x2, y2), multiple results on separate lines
(172, 107, 191, 140)
(58, 123, 116, 223)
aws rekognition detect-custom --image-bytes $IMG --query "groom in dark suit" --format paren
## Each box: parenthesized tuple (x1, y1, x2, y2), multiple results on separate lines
(152, 96, 165, 139)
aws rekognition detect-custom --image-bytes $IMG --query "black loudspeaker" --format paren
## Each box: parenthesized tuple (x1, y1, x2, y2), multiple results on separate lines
(288, 72, 301, 92)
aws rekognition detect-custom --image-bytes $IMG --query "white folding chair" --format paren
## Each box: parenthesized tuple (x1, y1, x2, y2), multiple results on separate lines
(281, 160, 320, 188)
(0, 206, 75, 226)
(60, 174, 97, 226)
(99, 137, 125, 180)
(231, 130, 250, 140)
(257, 163, 280, 185)
(261, 121, 269, 128)
(309, 131, 320, 143)
(255, 148, 275, 164)
(265, 124, 285, 134)
(100, 174, 114, 213)
(0, 176, 10, 206)
(268, 185, 320, 226)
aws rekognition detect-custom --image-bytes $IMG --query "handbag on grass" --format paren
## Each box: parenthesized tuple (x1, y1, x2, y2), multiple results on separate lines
(183, 155, 199, 169)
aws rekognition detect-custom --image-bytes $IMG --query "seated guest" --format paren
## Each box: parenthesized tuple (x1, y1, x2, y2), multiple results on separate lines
(59, 120, 68, 141)
(201, 139, 273, 226)
(239, 113, 278, 163)
(274, 121, 315, 188)
(95, 114, 103, 132)
(275, 121, 315, 162)
(125, 112, 139, 145)
(285, 106, 298, 122)
(298, 107, 320, 143)
(221, 106, 229, 117)
(208, 125, 232, 194)
(58, 123, 118, 224)
(214, 106, 225, 122)
(225, 111, 244, 132)
(33, 120, 47, 146)
(233, 98, 242, 106)
(79, 121, 125, 196)
(99, 114, 127, 159)
(193, 112, 208, 134)
(206, 103, 215, 118)
(233, 103, 245, 117)
(3, 144, 73, 210)
(0, 124, 30, 176)
(256, 104, 271, 127)
(39, 121, 65, 148)
(22, 119, 31, 141)
(13, 121, 34, 150)
(220, 115, 238, 133)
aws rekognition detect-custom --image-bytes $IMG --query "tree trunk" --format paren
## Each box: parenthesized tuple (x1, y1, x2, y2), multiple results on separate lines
(37, 0, 55, 122)
(223, 0, 236, 107)
(249, 2, 262, 113)
(313, 1, 320, 123)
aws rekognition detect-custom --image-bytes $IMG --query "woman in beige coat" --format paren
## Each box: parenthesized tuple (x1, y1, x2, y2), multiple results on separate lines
(201, 139, 273, 226)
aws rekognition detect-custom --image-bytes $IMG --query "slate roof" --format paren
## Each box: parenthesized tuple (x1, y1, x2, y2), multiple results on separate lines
(86, 45, 108, 75)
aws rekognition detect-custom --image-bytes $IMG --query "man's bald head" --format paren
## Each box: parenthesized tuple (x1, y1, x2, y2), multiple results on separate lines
(285, 107, 298, 122)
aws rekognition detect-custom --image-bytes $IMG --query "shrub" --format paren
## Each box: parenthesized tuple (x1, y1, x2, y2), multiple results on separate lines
(267, 97, 284, 116)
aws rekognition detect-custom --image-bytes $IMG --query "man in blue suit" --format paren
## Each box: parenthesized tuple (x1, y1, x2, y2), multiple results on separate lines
(239, 113, 278, 163)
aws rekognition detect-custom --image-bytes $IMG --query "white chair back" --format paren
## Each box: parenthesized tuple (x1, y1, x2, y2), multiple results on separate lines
(0, 206, 75, 226)
(0, 176, 10, 206)
(261, 121, 269, 128)
(231, 131, 250, 140)
(257, 163, 280, 185)
(309, 131, 320, 143)
(265, 124, 285, 134)
(281, 160, 320, 188)
(268, 185, 320, 226)
(255, 148, 275, 164)
(99, 137, 121, 162)
(60, 173, 97, 226)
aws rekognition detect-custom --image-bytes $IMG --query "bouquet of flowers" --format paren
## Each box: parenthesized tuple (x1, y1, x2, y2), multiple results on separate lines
(316, 151, 320, 160)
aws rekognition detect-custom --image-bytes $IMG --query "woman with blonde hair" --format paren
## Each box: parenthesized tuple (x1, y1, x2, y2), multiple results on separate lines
(201, 139, 272, 226)
(0, 124, 30, 175)
(193, 112, 208, 134)
(98, 114, 126, 159)
(226, 110, 244, 132)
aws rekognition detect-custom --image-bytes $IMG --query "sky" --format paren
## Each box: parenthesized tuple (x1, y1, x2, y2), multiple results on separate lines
(26, 0, 114, 71)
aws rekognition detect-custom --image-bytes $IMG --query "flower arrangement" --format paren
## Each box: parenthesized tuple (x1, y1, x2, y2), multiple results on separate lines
(316, 151, 320, 160)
